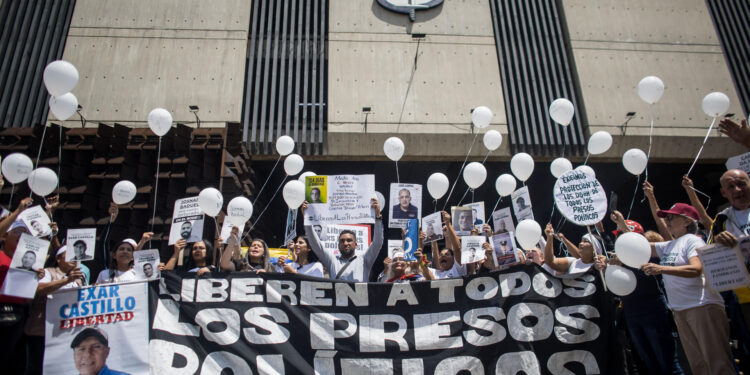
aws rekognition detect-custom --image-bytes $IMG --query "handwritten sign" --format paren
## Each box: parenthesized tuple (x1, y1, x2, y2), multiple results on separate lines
(321, 224, 372, 257)
(726, 151, 750, 175)
(553, 170, 607, 226)
(303, 175, 375, 225)
(697, 241, 750, 292)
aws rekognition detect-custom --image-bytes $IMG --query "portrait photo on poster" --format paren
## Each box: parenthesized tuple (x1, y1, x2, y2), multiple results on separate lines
(65, 228, 96, 262)
(492, 232, 519, 267)
(460, 235, 486, 264)
(451, 206, 474, 236)
(511, 186, 534, 222)
(168, 197, 205, 245)
(18, 205, 52, 237)
(134, 250, 161, 281)
(491, 207, 515, 234)
(389, 183, 422, 228)
(462, 201, 485, 227)
(422, 211, 444, 243)
(10, 233, 50, 272)
(305, 175, 327, 204)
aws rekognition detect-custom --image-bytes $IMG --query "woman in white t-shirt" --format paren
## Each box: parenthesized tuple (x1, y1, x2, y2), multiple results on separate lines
(543, 223, 602, 274)
(163, 238, 216, 275)
(277, 236, 324, 278)
(95, 235, 148, 284)
(640, 203, 733, 375)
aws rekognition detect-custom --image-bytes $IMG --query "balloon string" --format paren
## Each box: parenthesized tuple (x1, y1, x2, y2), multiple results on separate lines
(487, 196, 501, 223)
(34, 124, 49, 169)
(626, 174, 640, 220)
(547, 192, 556, 225)
(592, 224, 609, 258)
(8, 184, 14, 210)
(150, 137, 162, 248)
(644, 104, 655, 182)
(686, 116, 717, 176)
(457, 187, 470, 206)
(587, 225, 608, 292)
(253, 155, 282, 206)
(395, 161, 400, 184)
(442, 132, 479, 210)
(57, 124, 63, 191)
(481, 150, 491, 165)
(244, 175, 288, 242)
(103, 218, 112, 269)
(582, 153, 590, 166)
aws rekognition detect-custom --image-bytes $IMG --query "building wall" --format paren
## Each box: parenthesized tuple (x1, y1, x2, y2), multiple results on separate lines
(53, 0, 251, 128)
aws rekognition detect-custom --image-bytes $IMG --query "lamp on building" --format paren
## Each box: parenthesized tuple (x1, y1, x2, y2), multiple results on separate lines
(620, 111, 636, 135)
(189, 105, 200, 128)
(76, 104, 87, 128)
(362, 107, 372, 133)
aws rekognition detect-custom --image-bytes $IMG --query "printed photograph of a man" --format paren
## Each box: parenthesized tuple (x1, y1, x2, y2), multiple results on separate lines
(17, 250, 36, 271)
(71, 328, 130, 375)
(310, 187, 323, 203)
(72, 240, 92, 261)
(180, 221, 193, 240)
(392, 188, 418, 219)
(142, 262, 155, 279)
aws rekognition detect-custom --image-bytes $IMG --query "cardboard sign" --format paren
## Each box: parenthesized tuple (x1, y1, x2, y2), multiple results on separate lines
(511, 186, 534, 222)
(463, 201, 485, 227)
(460, 235, 486, 264)
(389, 183, 422, 228)
(404, 219, 419, 261)
(698, 239, 750, 292)
(452, 206, 474, 236)
(492, 232, 519, 267)
(11, 233, 49, 272)
(168, 196, 205, 245)
(387, 239, 403, 259)
(65, 228, 96, 262)
(134, 249, 161, 281)
(726, 151, 750, 175)
(491, 207, 515, 234)
(553, 170, 607, 226)
(19, 205, 51, 237)
(422, 211, 444, 243)
(303, 175, 375, 225)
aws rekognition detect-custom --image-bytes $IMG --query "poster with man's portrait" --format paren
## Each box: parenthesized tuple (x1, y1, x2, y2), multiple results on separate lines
(740, 236, 750, 264)
(10, 233, 49, 272)
(388, 239, 403, 259)
(492, 232, 519, 267)
(389, 183, 422, 228)
(305, 176, 327, 204)
(492, 207, 515, 234)
(168, 196, 204, 245)
(18, 205, 51, 237)
(511, 186, 534, 222)
(451, 206, 474, 236)
(422, 212, 444, 243)
(43, 283, 149, 375)
(65, 228, 96, 262)
(463, 202, 485, 227)
(134, 249, 161, 281)
(460, 235, 486, 264)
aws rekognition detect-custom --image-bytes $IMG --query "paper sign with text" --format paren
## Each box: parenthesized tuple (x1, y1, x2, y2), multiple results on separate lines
(303, 175, 375, 225)
(697, 241, 750, 292)
(168, 196, 204, 245)
(726, 152, 750, 175)
(553, 170, 607, 226)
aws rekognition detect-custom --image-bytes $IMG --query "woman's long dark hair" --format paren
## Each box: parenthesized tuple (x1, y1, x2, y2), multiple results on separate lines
(184, 240, 213, 271)
(293, 235, 318, 267)
(108, 241, 135, 282)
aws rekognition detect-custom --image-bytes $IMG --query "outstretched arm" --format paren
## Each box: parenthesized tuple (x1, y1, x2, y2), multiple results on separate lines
(543, 223, 571, 273)
(643, 181, 673, 240)
(557, 233, 581, 258)
(719, 118, 750, 150)
(363, 199, 384, 267)
(442, 211, 462, 263)
(219, 227, 240, 271)
(681, 175, 713, 230)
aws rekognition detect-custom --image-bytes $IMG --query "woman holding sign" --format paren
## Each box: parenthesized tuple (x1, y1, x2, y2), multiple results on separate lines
(641, 203, 732, 375)
(543, 224, 602, 274)
(220, 227, 275, 273)
(277, 236, 324, 278)
(95, 233, 151, 284)
(163, 238, 215, 276)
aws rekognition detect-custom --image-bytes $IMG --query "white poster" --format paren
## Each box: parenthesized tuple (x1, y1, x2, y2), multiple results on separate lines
(388, 239, 403, 259)
(19, 205, 51, 237)
(321, 224, 371, 257)
(389, 183, 422, 228)
(422, 211, 444, 243)
(44, 282, 150, 375)
(492, 232, 519, 267)
(492, 207, 515, 234)
(168, 196, 205, 245)
(463, 201, 485, 227)
(726, 152, 750, 175)
(451, 206, 474, 236)
(553, 170, 607, 226)
(511, 186, 534, 222)
(219, 219, 240, 245)
(11, 233, 49, 272)
(697, 241, 750, 292)
(460, 235, 486, 264)
(1, 268, 39, 299)
(65, 228, 96, 262)
(303, 175, 376, 225)
(133, 249, 161, 281)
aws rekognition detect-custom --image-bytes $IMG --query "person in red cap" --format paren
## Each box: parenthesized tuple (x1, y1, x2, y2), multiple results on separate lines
(641, 202, 733, 375)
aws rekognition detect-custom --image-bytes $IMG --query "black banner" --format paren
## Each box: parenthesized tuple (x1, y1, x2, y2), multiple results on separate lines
(148, 264, 616, 374)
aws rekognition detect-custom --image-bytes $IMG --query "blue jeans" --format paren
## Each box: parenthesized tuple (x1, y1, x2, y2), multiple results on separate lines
(624, 302, 683, 374)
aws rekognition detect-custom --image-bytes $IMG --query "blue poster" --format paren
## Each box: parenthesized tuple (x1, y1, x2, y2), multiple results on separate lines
(404, 219, 419, 261)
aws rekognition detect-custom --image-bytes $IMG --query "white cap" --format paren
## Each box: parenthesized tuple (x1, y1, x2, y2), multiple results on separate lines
(56, 245, 67, 257)
(122, 238, 137, 247)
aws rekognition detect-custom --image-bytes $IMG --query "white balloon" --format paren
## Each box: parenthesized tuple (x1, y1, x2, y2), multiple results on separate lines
(516, 219, 542, 250)
(198, 187, 224, 217)
(298, 171, 316, 183)
(702, 92, 730, 117)
(495, 174, 516, 197)
(463, 162, 487, 189)
(147, 108, 172, 136)
(282, 180, 306, 209)
(284, 154, 304, 176)
(549, 98, 575, 126)
(427, 173, 450, 199)
(510, 153, 535, 182)
(605, 265, 637, 296)
(637, 76, 665, 104)
(622, 148, 648, 175)
(49, 93, 78, 121)
(43, 60, 79, 96)
(112, 180, 137, 205)
(383, 137, 405, 161)
(1, 153, 33, 184)
(587, 131, 613, 155)
(227, 197, 253, 228)
(471, 106, 493, 129)
(482, 130, 503, 151)
(550, 158, 573, 178)
(575, 165, 596, 178)
(615, 232, 651, 268)
(372, 191, 386, 210)
(27, 168, 58, 197)
(276, 135, 295, 156)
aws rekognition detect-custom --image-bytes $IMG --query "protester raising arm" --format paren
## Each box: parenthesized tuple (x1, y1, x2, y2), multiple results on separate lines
(681, 175, 713, 231)
(442, 210, 462, 263)
(719, 117, 750, 150)
(219, 227, 242, 271)
(163, 239, 187, 271)
(361, 199, 384, 271)
(543, 224, 572, 273)
(135, 232, 153, 251)
(0, 197, 33, 234)
(302, 201, 337, 277)
(643, 181, 673, 240)
(556, 232, 581, 258)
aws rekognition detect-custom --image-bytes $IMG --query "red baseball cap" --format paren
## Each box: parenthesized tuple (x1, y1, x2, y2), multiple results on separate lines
(612, 220, 645, 236)
(657, 203, 700, 221)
